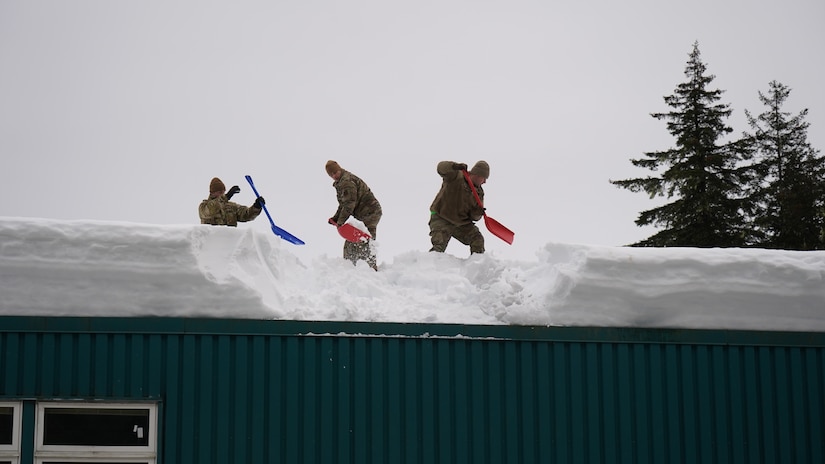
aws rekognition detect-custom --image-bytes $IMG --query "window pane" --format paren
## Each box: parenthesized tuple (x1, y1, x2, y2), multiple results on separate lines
(43, 408, 150, 446)
(0, 407, 12, 445)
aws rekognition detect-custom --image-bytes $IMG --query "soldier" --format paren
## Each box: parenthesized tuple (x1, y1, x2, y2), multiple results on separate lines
(326, 160, 382, 270)
(428, 160, 489, 255)
(198, 177, 265, 226)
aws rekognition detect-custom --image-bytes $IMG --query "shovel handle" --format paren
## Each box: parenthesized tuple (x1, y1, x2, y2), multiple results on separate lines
(461, 170, 486, 214)
(245, 175, 305, 245)
(245, 175, 275, 225)
(462, 170, 514, 244)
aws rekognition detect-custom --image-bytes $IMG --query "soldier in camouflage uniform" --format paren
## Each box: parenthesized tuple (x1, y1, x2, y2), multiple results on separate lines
(326, 160, 382, 270)
(199, 177, 265, 226)
(428, 160, 489, 255)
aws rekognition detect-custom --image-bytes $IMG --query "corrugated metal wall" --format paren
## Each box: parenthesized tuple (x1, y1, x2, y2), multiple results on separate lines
(1, 317, 824, 464)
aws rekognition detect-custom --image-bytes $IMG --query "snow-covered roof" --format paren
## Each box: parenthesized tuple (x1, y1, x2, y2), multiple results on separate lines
(1, 217, 823, 331)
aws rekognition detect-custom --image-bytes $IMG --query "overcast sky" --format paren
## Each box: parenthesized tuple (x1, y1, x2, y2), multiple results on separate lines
(2, 0, 823, 263)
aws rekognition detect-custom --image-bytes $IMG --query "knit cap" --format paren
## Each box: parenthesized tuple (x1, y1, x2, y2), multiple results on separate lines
(470, 160, 490, 179)
(209, 177, 226, 193)
(325, 160, 342, 177)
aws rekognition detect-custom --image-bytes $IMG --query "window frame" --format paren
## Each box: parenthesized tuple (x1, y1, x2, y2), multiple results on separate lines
(34, 460, 153, 464)
(34, 402, 157, 464)
(0, 401, 21, 464)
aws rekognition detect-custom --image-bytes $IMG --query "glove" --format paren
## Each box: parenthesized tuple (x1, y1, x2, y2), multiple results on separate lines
(452, 162, 468, 171)
(252, 196, 265, 209)
(328, 218, 338, 227)
(225, 185, 240, 200)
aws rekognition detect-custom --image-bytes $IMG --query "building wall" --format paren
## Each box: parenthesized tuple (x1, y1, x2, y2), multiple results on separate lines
(1, 316, 824, 464)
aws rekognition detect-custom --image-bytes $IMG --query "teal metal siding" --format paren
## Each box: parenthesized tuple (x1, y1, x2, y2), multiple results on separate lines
(1, 317, 824, 463)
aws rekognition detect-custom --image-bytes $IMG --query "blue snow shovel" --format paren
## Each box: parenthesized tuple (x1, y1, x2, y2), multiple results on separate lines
(245, 175, 305, 245)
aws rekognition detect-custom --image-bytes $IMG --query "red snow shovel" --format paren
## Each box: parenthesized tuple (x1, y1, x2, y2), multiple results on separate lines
(329, 219, 372, 243)
(462, 170, 515, 245)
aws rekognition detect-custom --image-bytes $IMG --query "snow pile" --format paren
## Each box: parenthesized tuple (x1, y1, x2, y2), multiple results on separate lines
(1, 217, 823, 331)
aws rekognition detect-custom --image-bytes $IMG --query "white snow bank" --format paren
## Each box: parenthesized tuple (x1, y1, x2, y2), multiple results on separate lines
(1, 217, 823, 331)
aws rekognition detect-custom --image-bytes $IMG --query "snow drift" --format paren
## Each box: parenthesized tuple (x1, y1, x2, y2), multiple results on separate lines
(1, 217, 823, 331)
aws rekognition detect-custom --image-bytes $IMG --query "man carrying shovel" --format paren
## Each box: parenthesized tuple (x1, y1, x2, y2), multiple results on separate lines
(428, 160, 491, 255)
(326, 160, 382, 270)
(199, 177, 265, 227)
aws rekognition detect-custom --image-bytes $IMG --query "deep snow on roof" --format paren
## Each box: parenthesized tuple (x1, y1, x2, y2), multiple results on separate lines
(1, 217, 823, 331)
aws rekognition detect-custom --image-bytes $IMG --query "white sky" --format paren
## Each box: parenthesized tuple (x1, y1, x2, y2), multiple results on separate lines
(1, 1, 824, 263)
(2, 217, 823, 331)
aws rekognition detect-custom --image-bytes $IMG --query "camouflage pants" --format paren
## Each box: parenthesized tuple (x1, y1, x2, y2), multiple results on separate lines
(343, 239, 376, 270)
(343, 209, 381, 270)
(428, 214, 485, 254)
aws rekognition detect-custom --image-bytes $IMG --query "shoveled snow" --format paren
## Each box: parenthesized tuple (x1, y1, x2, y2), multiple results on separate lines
(1, 217, 823, 331)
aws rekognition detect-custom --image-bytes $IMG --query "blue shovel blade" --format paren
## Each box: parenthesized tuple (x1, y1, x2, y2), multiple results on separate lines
(245, 175, 305, 245)
(272, 224, 305, 245)
(272, 224, 304, 245)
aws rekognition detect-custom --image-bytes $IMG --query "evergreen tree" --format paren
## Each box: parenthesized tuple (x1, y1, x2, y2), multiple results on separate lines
(742, 80, 825, 250)
(611, 42, 750, 247)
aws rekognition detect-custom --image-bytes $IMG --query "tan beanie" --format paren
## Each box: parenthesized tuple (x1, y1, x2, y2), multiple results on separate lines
(470, 160, 490, 179)
(209, 177, 226, 193)
(325, 160, 342, 177)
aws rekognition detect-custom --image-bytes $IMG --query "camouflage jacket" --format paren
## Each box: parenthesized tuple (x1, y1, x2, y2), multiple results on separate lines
(429, 161, 485, 226)
(199, 195, 262, 226)
(331, 170, 382, 225)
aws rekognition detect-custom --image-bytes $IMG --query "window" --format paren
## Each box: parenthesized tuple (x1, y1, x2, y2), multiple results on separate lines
(35, 403, 156, 464)
(0, 402, 20, 464)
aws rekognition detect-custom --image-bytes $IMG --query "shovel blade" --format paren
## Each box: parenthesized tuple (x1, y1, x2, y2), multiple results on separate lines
(484, 215, 514, 244)
(273, 225, 305, 245)
(338, 223, 372, 243)
(246, 175, 305, 245)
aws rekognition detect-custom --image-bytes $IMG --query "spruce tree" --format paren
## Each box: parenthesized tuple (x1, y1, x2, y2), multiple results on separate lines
(742, 80, 825, 250)
(611, 42, 750, 247)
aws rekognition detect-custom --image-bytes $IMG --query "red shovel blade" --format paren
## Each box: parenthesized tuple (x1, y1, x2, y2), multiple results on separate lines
(484, 215, 514, 244)
(338, 223, 372, 243)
